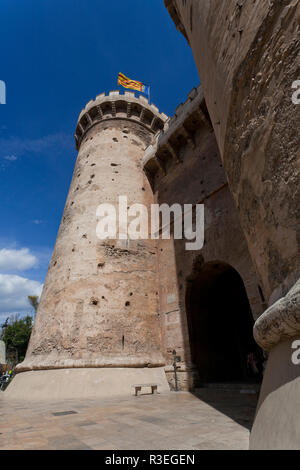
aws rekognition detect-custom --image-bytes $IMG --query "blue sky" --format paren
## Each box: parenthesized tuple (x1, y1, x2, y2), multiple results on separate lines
(0, 0, 199, 320)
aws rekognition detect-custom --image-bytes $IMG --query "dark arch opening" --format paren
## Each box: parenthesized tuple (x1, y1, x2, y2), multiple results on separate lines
(186, 261, 263, 384)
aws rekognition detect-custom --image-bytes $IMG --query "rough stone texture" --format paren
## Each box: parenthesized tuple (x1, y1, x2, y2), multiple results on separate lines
(164, 0, 300, 449)
(5, 2, 298, 449)
(254, 278, 300, 351)
(143, 86, 263, 389)
(16, 91, 167, 376)
(165, 0, 300, 306)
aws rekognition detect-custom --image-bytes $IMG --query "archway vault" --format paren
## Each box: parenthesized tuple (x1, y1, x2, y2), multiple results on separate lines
(186, 261, 263, 384)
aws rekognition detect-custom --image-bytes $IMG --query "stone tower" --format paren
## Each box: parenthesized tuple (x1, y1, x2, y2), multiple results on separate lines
(8, 91, 170, 400)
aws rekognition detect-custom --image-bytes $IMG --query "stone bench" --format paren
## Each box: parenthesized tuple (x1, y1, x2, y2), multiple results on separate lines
(132, 383, 159, 396)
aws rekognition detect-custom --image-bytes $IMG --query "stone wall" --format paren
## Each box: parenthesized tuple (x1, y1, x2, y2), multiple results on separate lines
(143, 86, 263, 389)
(165, 0, 300, 307)
(164, 0, 300, 448)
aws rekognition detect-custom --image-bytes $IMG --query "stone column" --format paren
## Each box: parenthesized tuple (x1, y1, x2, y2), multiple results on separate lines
(7, 91, 170, 400)
(165, 0, 300, 448)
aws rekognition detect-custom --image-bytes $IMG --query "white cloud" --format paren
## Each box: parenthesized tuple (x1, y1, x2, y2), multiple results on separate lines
(0, 274, 43, 314)
(0, 248, 38, 272)
(3, 155, 17, 161)
(0, 133, 73, 159)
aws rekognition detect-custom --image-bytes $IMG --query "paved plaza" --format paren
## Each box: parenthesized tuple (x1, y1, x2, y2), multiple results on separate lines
(0, 390, 257, 450)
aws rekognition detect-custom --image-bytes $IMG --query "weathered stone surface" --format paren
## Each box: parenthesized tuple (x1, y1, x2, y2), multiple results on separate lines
(165, 0, 300, 305)
(17, 92, 167, 374)
(254, 278, 300, 351)
(143, 86, 263, 389)
(164, 0, 300, 449)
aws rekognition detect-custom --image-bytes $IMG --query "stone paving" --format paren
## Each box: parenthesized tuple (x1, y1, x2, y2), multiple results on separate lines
(0, 391, 256, 450)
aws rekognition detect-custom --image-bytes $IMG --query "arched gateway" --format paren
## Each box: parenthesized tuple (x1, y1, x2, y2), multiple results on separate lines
(186, 261, 263, 384)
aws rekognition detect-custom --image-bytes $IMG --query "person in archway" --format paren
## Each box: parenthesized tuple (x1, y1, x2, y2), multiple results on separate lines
(247, 352, 263, 382)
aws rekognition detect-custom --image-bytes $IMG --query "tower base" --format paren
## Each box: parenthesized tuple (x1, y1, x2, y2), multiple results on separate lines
(4, 367, 170, 401)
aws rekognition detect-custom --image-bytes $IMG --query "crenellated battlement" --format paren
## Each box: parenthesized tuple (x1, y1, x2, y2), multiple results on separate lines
(75, 90, 168, 150)
(142, 85, 212, 185)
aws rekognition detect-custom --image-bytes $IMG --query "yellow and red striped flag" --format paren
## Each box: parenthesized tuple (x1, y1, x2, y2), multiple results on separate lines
(118, 72, 150, 97)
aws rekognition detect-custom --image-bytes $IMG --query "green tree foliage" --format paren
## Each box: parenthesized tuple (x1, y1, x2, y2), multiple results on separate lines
(2, 315, 33, 364)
